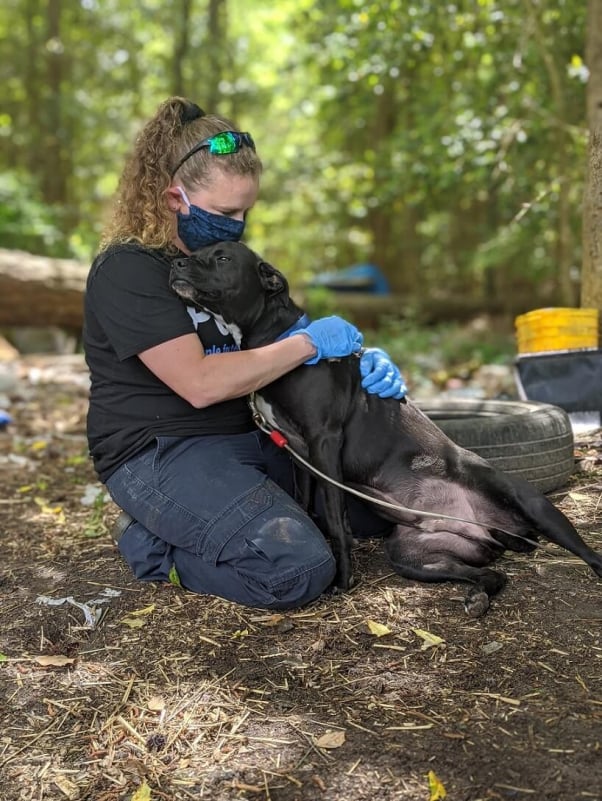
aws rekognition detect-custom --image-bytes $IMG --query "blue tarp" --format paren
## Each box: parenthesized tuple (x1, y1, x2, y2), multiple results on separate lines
(310, 263, 390, 295)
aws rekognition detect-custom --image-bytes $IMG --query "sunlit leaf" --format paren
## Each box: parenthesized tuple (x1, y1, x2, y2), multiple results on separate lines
(314, 729, 346, 749)
(131, 782, 152, 801)
(366, 620, 392, 637)
(120, 617, 147, 628)
(428, 769, 447, 800)
(129, 604, 155, 617)
(33, 497, 65, 521)
(52, 774, 79, 801)
(412, 628, 445, 650)
(168, 564, 182, 587)
(53, 775, 79, 800)
(65, 454, 88, 466)
(262, 614, 285, 626)
(34, 655, 75, 667)
(83, 526, 106, 539)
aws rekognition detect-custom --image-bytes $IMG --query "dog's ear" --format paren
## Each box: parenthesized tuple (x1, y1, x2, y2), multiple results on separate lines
(258, 261, 289, 298)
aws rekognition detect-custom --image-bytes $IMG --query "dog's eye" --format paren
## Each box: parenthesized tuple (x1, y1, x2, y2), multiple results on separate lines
(216, 255, 231, 263)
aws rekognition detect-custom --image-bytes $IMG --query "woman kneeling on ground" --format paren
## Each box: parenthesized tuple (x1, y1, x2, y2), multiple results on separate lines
(83, 96, 406, 609)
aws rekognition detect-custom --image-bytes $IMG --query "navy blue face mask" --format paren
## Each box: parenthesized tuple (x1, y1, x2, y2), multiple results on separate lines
(175, 187, 246, 251)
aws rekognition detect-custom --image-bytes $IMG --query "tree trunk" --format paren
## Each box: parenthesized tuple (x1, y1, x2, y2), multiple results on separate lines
(525, 0, 577, 306)
(172, 0, 193, 96)
(24, 0, 43, 175)
(41, 0, 68, 207)
(367, 79, 402, 289)
(0, 249, 87, 333)
(582, 0, 602, 310)
(205, 0, 228, 110)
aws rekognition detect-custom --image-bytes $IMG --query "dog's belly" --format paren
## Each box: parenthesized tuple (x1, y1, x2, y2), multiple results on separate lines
(351, 475, 523, 542)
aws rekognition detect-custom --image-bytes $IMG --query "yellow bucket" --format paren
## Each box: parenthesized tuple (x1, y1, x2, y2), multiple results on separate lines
(515, 307, 599, 354)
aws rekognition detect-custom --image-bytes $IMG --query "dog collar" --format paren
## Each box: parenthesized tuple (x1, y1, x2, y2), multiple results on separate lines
(275, 313, 312, 341)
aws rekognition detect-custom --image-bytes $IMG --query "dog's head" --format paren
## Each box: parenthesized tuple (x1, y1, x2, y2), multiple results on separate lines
(169, 241, 290, 332)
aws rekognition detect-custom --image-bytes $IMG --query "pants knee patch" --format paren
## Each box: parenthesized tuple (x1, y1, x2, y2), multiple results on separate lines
(199, 482, 274, 563)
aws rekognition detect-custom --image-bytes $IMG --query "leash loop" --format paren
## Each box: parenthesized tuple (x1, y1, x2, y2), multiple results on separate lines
(252, 406, 289, 449)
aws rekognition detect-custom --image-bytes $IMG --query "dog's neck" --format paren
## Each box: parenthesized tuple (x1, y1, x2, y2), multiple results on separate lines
(275, 313, 311, 341)
(241, 300, 308, 350)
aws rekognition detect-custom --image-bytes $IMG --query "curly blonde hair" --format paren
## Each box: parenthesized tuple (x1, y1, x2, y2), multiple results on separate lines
(100, 97, 263, 251)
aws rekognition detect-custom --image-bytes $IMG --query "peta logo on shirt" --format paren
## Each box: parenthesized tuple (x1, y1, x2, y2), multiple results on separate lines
(186, 306, 241, 355)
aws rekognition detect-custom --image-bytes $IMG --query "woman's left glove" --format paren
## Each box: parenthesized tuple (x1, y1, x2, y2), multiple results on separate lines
(359, 348, 407, 399)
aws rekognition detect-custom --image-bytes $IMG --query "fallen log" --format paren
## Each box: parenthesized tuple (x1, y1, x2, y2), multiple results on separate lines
(0, 247, 533, 334)
(0, 248, 88, 332)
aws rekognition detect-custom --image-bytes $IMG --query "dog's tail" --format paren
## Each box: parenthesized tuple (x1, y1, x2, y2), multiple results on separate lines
(480, 466, 602, 576)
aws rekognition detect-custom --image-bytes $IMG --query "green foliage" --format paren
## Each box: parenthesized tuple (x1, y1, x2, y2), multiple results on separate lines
(372, 318, 516, 379)
(168, 564, 182, 587)
(302, 286, 344, 320)
(83, 490, 109, 539)
(0, 0, 592, 312)
(0, 172, 71, 257)
(267, 0, 588, 301)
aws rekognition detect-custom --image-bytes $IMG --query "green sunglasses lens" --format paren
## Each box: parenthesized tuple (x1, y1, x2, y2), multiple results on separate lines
(208, 132, 239, 155)
(171, 131, 255, 176)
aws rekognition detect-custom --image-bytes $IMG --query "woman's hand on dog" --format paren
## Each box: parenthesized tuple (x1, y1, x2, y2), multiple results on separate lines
(290, 316, 364, 365)
(360, 348, 407, 399)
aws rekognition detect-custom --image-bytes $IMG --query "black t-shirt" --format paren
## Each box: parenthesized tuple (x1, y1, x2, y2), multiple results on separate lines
(84, 243, 254, 482)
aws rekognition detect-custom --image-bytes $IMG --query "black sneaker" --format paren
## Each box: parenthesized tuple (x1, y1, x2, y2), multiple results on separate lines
(111, 510, 134, 545)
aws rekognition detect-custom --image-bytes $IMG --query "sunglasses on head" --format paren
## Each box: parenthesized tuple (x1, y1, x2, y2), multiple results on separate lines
(170, 131, 256, 177)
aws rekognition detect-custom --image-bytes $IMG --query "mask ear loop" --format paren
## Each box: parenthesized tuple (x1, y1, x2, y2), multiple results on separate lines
(175, 186, 192, 209)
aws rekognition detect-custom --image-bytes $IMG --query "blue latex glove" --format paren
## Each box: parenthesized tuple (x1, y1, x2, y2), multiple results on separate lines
(360, 347, 407, 399)
(292, 316, 364, 364)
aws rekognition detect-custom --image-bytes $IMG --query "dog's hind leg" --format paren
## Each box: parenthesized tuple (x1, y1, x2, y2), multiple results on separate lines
(384, 527, 507, 617)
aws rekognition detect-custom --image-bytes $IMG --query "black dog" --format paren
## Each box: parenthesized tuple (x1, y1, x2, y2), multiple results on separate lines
(170, 242, 602, 616)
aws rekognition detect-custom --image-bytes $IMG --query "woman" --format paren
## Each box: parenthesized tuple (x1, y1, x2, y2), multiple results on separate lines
(84, 96, 406, 609)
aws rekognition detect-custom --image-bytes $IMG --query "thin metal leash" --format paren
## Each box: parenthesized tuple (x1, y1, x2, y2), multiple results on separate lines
(250, 401, 552, 553)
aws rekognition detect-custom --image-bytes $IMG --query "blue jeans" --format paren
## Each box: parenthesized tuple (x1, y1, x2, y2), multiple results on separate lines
(105, 431, 391, 609)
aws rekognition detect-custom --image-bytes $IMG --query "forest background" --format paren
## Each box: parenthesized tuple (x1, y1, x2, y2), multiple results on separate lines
(1, 0, 602, 343)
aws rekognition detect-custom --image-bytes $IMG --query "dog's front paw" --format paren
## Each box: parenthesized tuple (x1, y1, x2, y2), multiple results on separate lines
(464, 588, 490, 618)
(589, 554, 602, 578)
(329, 572, 355, 595)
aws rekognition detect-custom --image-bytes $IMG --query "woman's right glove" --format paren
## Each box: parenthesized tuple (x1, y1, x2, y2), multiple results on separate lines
(289, 316, 364, 364)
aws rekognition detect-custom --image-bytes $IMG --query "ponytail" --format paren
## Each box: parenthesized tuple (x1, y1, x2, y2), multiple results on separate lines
(100, 97, 261, 251)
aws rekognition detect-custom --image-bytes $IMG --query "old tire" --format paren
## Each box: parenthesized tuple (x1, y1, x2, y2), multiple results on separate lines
(414, 398, 574, 493)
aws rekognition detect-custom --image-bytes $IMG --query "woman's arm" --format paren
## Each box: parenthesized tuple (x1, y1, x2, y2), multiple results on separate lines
(139, 332, 316, 408)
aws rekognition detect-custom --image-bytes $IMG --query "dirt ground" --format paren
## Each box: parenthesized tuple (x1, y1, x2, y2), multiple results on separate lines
(0, 355, 601, 801)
